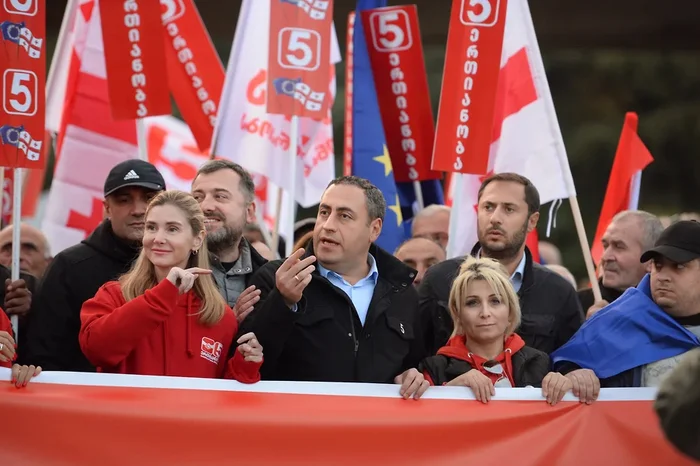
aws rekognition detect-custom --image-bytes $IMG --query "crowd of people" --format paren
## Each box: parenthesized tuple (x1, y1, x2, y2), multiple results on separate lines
(0, 159, 698, 459)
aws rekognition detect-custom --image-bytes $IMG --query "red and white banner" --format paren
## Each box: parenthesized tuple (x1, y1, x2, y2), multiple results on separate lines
(0, 369, 694, 465)
(446, 0, 576, 258)
(160, 0, 224, 151)
(361, 5, 440, 183)
(266, 0, 333, 118)
(213, 0, 340, 208)
(99, 0, 170, 120)
(146, 116, 294, 244)
(432, 0, 508, 174)
(0, 0, 46, 169)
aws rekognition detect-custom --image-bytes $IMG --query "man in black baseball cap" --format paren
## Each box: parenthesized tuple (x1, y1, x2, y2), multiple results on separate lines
(25, 159, 166, 372)
(640, 220, 700, 265)
(103, 159, 166, 197)
(552, 220, 700, 391)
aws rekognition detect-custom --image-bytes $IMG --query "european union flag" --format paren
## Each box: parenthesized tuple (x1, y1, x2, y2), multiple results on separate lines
(351, 0, 404, 254)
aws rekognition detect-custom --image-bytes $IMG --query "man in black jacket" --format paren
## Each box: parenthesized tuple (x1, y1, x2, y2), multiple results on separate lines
(24, 160, 166, 371)
(419, 173, 584, 356)
(241, 176, 429, 399)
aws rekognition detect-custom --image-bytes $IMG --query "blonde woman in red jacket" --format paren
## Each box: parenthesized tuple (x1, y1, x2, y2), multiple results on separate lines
(80, 190, 262, 381)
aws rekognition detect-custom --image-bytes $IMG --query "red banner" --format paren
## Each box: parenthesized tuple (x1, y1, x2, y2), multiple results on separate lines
(0, 0, 46, 169)
(362, 5, 440, 182)
(343, 12, 355, 176)
(266, 0, 333, 117)
(1, 373, 695, 465)
(432, 0, 508, 174)
(160, 0, 224, 151)
(100, 0, 171, 120)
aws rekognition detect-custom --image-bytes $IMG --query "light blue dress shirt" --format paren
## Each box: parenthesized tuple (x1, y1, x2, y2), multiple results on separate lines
(476, 250, 527, 292)
(291, 255, 380, 326)
(510, 253, 527, 292)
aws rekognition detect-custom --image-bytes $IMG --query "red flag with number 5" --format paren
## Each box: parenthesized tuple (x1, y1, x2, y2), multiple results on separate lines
(0, 0, 47, 169)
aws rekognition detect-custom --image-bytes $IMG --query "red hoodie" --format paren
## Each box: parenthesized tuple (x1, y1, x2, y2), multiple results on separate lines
(0, 309, 13, 368)
(80, 279, 260, 382)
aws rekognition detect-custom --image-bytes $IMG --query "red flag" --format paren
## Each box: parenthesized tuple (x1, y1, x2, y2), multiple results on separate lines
(266, 0, 333, 117)
(161, 0, 224, 151)
(361, 5, 441, 183)
(100, 0, 171, 119)
(0, 0, 47, 168)
(591, 112, 654, 264)
(432, 0, 509, 174)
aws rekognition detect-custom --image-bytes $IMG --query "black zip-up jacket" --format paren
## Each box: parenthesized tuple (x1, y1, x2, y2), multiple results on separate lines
(24, 220, 140, 371)
(420, 346, 551, 387)
(239, 243, 428, 383)
(418, 246, 584, 356)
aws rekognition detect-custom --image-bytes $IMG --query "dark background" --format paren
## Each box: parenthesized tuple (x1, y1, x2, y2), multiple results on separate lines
(44, 0, 700, 280)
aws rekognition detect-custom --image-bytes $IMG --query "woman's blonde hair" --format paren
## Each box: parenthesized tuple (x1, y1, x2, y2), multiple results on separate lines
(119, 190, 227, 326)
(448, 256, 521, 338)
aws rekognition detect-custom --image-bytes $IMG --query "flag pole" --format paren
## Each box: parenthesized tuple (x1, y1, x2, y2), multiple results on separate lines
(446, 173, 463, 259)
(412, 180, 424, 211)
(286, 115, 299, 258)
(270, 187, 283, 257)
(568, 196, 602, 302)
(9, 167, 23, 338)
(136, 119, 148, 161)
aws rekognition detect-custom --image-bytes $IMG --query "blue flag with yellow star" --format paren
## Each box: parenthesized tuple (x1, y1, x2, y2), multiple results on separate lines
(351, 0, 404, 254)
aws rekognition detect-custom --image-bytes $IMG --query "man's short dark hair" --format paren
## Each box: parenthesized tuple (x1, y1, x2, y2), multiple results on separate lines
(477, 172, 540, 216)
(326, 176, 386, 222)
(194, 159, 255, 204)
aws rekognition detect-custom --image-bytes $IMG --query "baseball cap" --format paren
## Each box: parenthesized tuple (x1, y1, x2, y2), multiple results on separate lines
(640, 220, 700, 264)
(103, 159, 166, 197)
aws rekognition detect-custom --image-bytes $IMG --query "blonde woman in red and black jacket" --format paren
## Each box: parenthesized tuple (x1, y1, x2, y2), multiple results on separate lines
(420, 257, 597, 405)
(80, 191, 262, 381)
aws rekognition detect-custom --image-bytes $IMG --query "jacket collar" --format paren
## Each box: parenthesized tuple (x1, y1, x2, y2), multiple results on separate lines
(469, 242, 535, 294)
(303, 240, 416, 288)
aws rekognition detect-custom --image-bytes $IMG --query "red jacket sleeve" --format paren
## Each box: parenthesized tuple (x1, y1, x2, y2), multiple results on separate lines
(0, 309, 12, 368)
(224, 349, 262, 383)
(80, 280, 180, 368)
(423, 371, 435, 386)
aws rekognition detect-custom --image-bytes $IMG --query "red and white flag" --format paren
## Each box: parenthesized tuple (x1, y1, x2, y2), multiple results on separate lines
(41, 0, 140, 255)
(446, 0, 576, 258)
(212, 0, 340, 208)
(590, 112, 654, 264)
(144, 115, 294, 243)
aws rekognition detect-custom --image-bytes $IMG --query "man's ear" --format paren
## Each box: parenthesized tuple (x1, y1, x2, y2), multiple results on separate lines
(369, 218, 382, 243)
(527, 212, 540, 234)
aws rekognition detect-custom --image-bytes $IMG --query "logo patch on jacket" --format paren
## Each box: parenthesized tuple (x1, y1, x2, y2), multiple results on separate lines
(200, 337, 223, 364)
